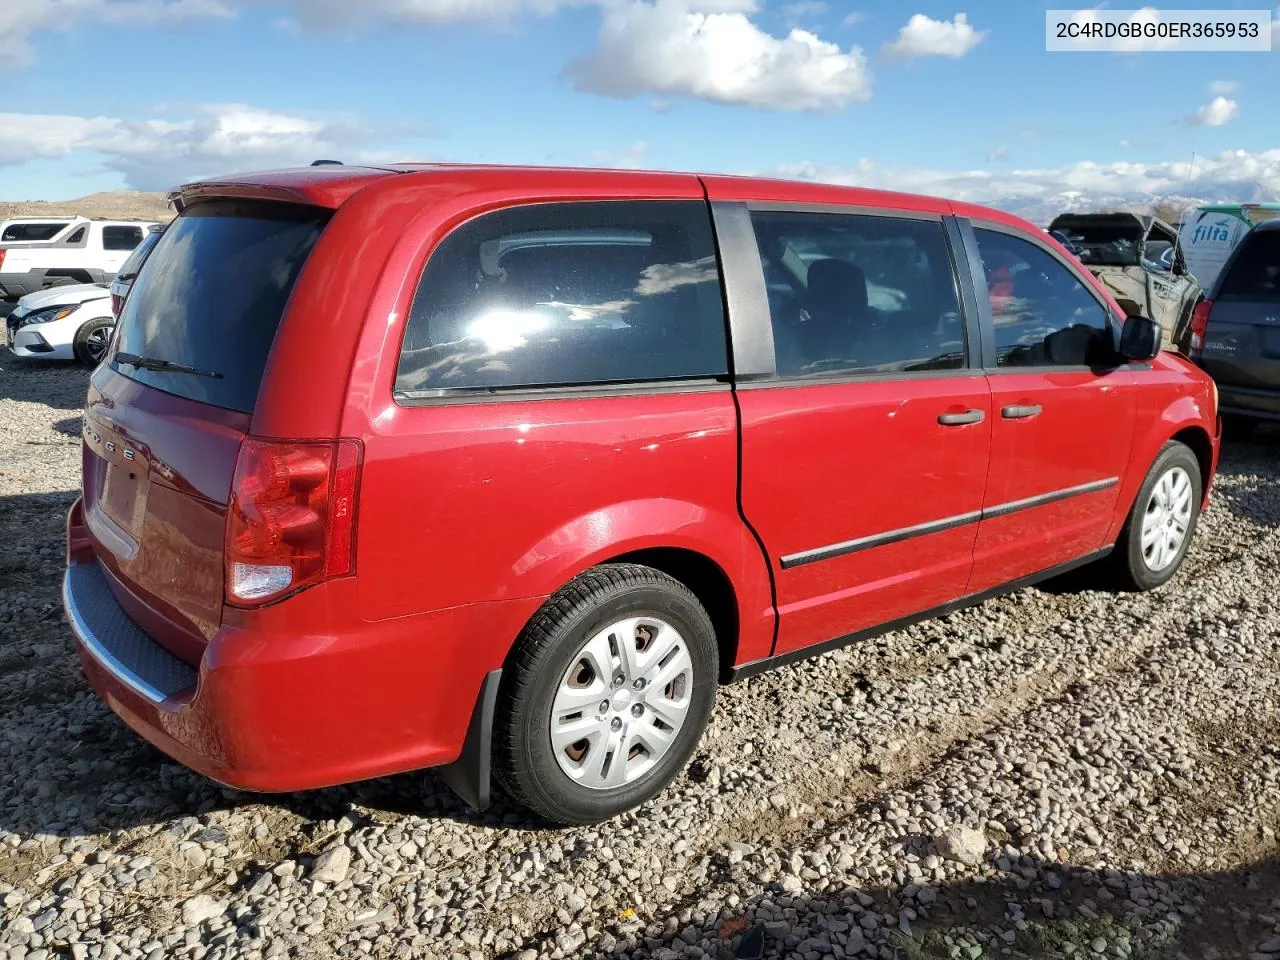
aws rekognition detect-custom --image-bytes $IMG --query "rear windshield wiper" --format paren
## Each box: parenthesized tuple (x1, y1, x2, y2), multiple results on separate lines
(116, 352, 223, 379)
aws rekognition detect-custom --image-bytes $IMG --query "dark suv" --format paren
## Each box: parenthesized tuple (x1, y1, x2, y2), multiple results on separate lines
(1190, 220, 1280, 429)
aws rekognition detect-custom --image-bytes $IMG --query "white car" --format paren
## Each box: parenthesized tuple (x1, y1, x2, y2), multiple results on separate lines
(0, 216, 162, 300)
(4, 284, 115, 366)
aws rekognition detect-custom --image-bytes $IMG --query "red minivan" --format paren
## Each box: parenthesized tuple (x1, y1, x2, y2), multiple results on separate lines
(64, 164, 1220, 824)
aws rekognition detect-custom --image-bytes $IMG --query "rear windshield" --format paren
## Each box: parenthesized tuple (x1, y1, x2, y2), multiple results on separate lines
(2, 222, 67, 242)
(1055, 225, 1143, 267)
(109, 201, 329, 413)
(1218, 230, 1280, 303)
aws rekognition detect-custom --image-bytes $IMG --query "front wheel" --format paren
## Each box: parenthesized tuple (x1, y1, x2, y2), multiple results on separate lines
(494, 564, 718, 825)
(73, 318, 114, 368)
(1108, 441, 1202, 591)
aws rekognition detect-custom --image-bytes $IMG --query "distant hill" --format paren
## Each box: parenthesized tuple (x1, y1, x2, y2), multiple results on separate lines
(0, 191, 173, 222)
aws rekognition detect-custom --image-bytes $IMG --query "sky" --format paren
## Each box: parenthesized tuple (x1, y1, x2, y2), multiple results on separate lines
(2, 0, 1279, 204)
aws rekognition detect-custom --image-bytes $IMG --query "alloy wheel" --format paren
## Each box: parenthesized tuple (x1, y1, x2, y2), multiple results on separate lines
(1140, 465, 1193, 572)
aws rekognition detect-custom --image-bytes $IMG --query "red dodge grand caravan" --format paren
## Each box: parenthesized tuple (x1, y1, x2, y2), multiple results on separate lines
(64, 164, 1220, 824)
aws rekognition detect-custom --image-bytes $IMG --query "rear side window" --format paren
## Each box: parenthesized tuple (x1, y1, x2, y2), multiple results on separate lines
(110, 201, 328, 413)
(395, 200, 727, 397)
(1218, 230, 1280, 303)
(2, 222, 66, 241)
(102, 225, 144, 251)
(749, 211, 966, 377)
(974, 228, 1113, 368)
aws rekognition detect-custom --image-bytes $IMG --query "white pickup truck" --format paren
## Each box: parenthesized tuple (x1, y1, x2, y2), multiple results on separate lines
(0, 217, 162, 300)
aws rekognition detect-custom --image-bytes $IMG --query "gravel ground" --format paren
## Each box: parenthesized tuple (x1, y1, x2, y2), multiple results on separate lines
(2, 357, 1280, 960)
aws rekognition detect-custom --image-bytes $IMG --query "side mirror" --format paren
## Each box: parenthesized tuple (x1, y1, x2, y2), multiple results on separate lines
(1119, 315, 1161, 362)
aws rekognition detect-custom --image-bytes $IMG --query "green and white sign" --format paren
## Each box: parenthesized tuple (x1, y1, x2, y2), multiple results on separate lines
(1179, 204, 1280, 289)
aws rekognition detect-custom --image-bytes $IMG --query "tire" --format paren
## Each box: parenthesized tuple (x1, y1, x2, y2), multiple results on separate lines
(1107, 441, 1202, 591)
(73, 318, 114, 368)
(494, 563, 718, 825)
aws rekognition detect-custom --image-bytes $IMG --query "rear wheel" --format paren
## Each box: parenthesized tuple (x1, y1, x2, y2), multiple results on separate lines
(494, 564, 718, 825)
(1107, 441, 1201, 591)
(73, 318, 113, 367)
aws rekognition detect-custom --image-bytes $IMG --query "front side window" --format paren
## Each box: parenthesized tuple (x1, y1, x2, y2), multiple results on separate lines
(395, 201, 727, 396)
(102, 225, 144, 251)
(749, 211, 966, 378)
(974, 228, 1113, 368)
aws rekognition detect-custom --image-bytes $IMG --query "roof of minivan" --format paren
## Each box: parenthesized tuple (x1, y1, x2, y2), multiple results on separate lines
(169, 162, 1032, 232)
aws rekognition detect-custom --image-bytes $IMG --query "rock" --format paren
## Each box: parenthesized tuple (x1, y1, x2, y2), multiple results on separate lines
(936, 826, 987, 867)
(1258, 939, 1280, 954)
(310, 846, 352, 884)
(181, 895, 227, 927)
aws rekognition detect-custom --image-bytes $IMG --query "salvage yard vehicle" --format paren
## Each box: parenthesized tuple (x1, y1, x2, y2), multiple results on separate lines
(0, 216, 161, 300)
(5, 282, 115, 366)
(1179, 203, 1280, 291)
(1048, 212, 1202, 349)
(1189, 218, 1280, 431)
(64, 164, 1221, 825)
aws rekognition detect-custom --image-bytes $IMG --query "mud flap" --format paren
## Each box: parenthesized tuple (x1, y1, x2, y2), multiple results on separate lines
(437, 668, 502, 812)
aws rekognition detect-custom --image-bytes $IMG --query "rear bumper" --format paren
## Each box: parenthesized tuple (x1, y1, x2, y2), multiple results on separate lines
(65, 500, 538, 793)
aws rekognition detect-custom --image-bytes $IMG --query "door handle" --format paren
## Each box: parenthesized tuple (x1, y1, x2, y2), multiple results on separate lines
(1001, 404, 1043, 420)
(937, 409, 986, 426)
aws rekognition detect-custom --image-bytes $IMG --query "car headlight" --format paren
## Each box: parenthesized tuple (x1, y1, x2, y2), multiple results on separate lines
(18, 306, 76, 328)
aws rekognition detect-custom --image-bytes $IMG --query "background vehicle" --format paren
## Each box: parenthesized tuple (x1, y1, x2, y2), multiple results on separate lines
(1189, 218, 1280, 431)
(5, 283, 115, 366)
(6, 227, 164, 366)
(0, 217, 160, 300)
(1179, 203, 1280, 291)
(109, 224, 164, 317)
(64, 164, 1219, 826)
(1048, 212, 1202, 349)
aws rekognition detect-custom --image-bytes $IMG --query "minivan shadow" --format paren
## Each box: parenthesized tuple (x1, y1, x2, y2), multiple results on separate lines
(586, 850, 1280, 960)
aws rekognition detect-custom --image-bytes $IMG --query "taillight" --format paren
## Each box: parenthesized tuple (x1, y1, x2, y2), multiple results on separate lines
(0, 249, 6, 271)
(1189, 299, 1213, 352)
(225, 437, 362, 607)
(110, 293, 123, 318)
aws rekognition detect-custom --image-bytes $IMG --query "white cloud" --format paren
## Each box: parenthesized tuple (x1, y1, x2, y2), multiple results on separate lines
(881, 12, 985, 60)
(0, 104, 407, 191)
(1188, 96, 1239, 127)
(0, 0, 232, 69)
(566, 0, 871, 111)
(986, 145, 1009, 163)
(1208, 80, 1238, 95)
(841, 11, 862, 27)
(773, 149, 1280, 206)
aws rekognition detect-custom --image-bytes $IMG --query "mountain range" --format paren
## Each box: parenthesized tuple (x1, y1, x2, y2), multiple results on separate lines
(995, 179, 1280, 226)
